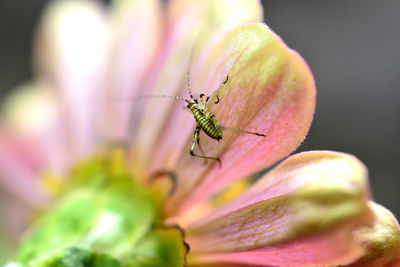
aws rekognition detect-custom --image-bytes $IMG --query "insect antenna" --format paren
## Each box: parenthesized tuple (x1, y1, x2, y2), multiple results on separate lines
(90, 94, 188, 104)
(137, 94, 188, 103)
(186, 45, 196, 99)
(222, 126, 266, 137)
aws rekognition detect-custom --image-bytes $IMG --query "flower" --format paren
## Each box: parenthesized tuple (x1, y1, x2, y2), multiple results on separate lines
(1, 0, 399, 266)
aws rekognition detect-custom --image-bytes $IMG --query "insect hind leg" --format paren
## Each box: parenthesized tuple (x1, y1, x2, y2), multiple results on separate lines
(222, 126, 266, 137)
(190, 126, 222, 168)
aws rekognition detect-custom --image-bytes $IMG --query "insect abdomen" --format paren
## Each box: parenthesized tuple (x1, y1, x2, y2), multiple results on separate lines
(191, 106, 222, 140)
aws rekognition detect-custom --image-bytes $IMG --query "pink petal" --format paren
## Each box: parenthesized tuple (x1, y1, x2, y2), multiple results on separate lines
(350, 202, 400, 267)
(34, 0, 109, 161)
(129, 0, 263, 181)
(0, 128, 45, 206)
(164, 23, 315, 215)
(188, 264, 259, 267)
(2, 81, 71, 173)
(167, 0, 263, 29)
(183, 151, 372, 267)
(101, 0, 162, 140)
(190, 226, 366, 267)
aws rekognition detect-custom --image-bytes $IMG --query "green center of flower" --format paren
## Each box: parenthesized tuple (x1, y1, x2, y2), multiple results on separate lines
(12, 148, 188, 267)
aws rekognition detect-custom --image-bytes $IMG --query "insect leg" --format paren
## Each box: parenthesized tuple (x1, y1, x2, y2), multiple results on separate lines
(210, 75, 228, 104)
(215, 94, 220, 104)
(223, 75, 229, 85)
(195, 130, 208, 165)
(190, 126, 222, 168)
(222, 126, 266, 137)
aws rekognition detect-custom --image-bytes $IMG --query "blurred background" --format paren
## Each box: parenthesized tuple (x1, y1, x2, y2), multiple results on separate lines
(262, 0, 400, 219)
(0, 0, 399, 221)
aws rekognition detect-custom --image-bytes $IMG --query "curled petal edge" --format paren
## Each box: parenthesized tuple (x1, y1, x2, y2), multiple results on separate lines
(349, 201, 400, 267)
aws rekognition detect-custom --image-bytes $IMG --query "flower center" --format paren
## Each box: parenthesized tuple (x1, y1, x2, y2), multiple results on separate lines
(10, 147, 188, 267)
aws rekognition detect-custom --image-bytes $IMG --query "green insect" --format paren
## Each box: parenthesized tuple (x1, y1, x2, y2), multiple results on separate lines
(186, 75, 266, 167)
(146, 72, 266, 168)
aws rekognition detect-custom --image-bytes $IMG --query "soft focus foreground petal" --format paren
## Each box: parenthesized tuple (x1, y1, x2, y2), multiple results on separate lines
(185, 151, 372, 267)
(2, 82, 69, 173)
(102, 0, 162, 140)
(166, 23, 315, 215)
(130, 0, 262, 180)
(34, 0, 109, 162)
(350, 202, 400, 267)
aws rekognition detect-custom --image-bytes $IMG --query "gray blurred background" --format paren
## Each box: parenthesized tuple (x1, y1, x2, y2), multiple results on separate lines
(0, 0, 399, 219)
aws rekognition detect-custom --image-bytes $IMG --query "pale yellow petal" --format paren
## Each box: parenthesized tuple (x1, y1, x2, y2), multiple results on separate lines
(350, 202, 400, 267)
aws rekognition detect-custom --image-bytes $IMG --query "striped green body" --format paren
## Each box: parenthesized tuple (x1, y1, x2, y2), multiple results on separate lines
(189, 103, 223, 140)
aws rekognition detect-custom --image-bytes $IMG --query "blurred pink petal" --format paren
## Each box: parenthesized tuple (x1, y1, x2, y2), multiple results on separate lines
(2, 81, 70, 173)
(350, 202, 400, 267)
(165, 23, 315, 216)
(167, 0, 263, 41)
(184, 151, 372, 266)
(102, 0, 162, 140)
(0, 129, 45, 206)
(34, 0, 110, 161)
(130, 0, 263, 180)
